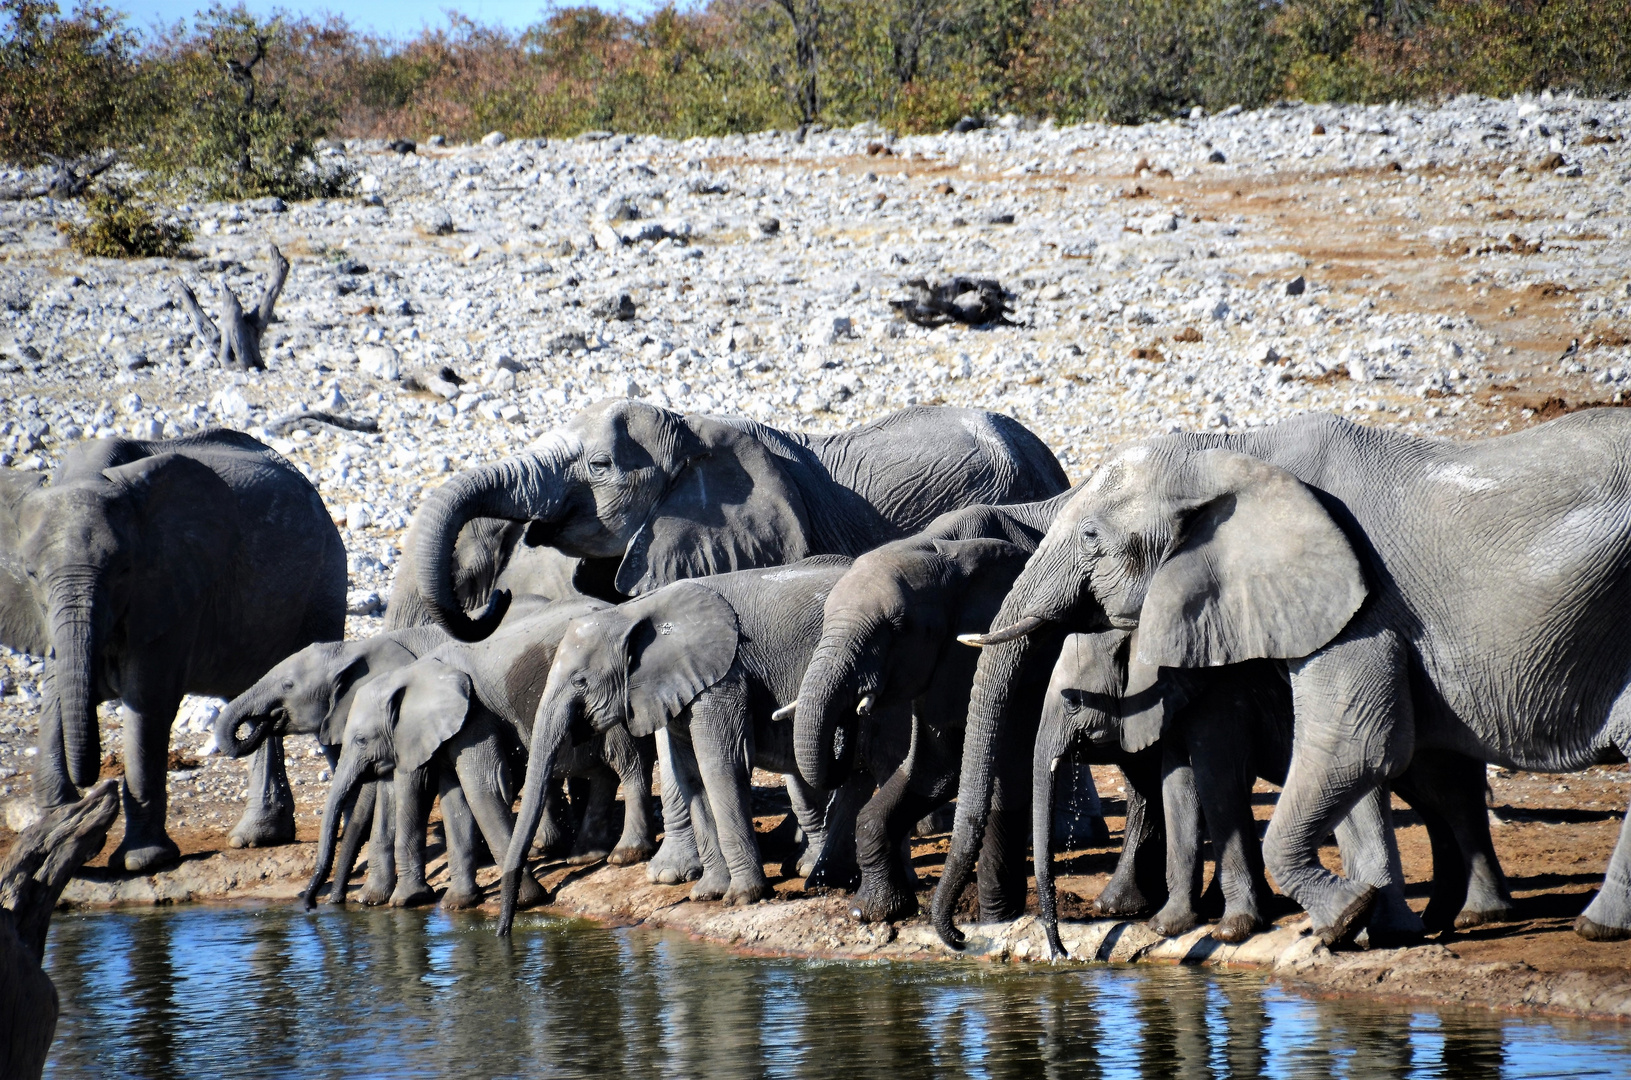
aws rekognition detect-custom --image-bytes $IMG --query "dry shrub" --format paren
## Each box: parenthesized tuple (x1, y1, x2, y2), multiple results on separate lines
(60, 183, 191, 258)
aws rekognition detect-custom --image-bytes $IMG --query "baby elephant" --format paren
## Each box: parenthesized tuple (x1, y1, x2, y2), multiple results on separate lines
(305, 597, 657, 910)
(499, 557, 859, 933)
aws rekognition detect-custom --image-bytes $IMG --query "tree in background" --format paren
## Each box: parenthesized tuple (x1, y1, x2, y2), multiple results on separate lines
(0, 0, 134, 166)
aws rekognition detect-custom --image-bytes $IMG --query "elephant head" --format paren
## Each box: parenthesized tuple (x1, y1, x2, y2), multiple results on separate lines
(11, 452, 237, 795)
(214, 635, 424, 759)
(792, 537, 1029, 790)
(497, 583, 739, 932)
(931, 444, 1367, 946)
(410, 400, 813, 640)
(305, 661, 474, 909)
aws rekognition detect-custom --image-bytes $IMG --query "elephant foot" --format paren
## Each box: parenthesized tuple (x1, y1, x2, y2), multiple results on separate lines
(357, 881, 392, 906)
(440, 887, 483, 911)
(1148, 903, 1199, 939)
(1453, 904, 1519, 930)
(1093, 878, 1155, 919)
(516, 872, 548, 909)
(1314, 885, 1378, 948)
(114, 835, 181, 874)
(228, 805, 296, 850)
(608, 841, 657, 866)
(723, 880, 771, 906)
(1574, 915, 1631, 942)
(565, 847, 609, 866)
(647, 834, 703, 884)
(388, 882, 437, 908)
(850, 877, 918, 923)
(804, 859, 862, 893)
(1211, 911, 1260, 944)
(690, 869, 731, 902)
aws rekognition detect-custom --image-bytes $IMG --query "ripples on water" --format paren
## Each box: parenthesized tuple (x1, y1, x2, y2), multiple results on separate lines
(42, 906, 1631, 1080)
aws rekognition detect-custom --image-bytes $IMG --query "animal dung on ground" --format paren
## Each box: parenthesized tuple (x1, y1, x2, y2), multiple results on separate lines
(890, 277, 1017, 328)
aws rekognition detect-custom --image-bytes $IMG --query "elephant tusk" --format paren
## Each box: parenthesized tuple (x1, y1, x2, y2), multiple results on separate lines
(771, 701, 798, 722)
(856, 695, 874, 717)
(958, 615, 1049, 647)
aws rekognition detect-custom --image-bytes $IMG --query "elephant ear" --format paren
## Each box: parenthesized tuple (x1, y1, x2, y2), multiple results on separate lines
(1137, 449, 1366, 670)
(624, 582, 739, 737)
(0, 471, 47, 654)
(615, 416, 813, 596)
(320, 654, 373, 746)
(393, 665, 472, 774)
(102, 453, 240, 646)
(1118, 629, 1186, 753)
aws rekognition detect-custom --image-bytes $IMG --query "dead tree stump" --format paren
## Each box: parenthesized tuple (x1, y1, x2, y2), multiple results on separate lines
(1, 779, 119, 1080)
(176, 243, 289, 370)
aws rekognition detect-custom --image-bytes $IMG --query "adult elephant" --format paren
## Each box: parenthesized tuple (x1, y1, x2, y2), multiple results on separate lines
(405, 399, 1069, 641)
(937, 409, 1629, 946)
(5, 432, 346, 871)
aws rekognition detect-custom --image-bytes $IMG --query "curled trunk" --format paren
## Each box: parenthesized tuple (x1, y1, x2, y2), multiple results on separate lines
(215, 692, 275, 760)
(793, 653, 854, 791)
(410, 455, 571, 642)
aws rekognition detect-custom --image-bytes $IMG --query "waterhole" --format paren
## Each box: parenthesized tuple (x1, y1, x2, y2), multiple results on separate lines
(43, 905, 1631, 1079)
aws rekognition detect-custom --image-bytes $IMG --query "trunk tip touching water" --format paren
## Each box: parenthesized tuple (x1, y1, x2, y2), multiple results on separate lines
(498, 870, 522, 936)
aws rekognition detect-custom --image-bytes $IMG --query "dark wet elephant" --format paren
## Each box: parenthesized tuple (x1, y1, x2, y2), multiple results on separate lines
(0, 431, 345, 871)
(939, 410, 1615, 946)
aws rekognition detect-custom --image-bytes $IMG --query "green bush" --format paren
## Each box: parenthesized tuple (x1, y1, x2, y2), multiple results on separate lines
(138, 5, 351, 201)
(60, 183, 191, 258)
(0, 0, 135, 165)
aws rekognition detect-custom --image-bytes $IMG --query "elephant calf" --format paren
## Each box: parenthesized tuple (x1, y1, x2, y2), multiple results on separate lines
(2, 431, 346, 871)
(499, 557, 861, 933)
(306, 597, 657, 910)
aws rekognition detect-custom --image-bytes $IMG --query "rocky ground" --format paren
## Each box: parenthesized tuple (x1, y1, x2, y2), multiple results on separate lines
(1, 90, 1629, 1016)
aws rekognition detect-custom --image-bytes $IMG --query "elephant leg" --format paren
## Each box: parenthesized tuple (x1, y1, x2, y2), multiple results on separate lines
(1149, 742, 1206, 938)
(647, 728, 703, 885)
(530, 778, 572, 858)
(689, 694, 771, 906)
(1094, 755, 1168, 917)
(452, 742, 545, 909)
(1264, 625, 1415, 947)
(359, 780, 396, 905)
(389, 766, 437, 907)
(1334, 785, 1424, 946)
(1186, 720, 1270, 943)
(112, 697, 182, 873)
(606, 729, 658, 866)
(852, 720, 958, 924)
(666, 724, 731, 901)
(328, 779, 376, 905)
(228, 734, 297, 849)
(1577, 691, 1631, 940)
(1395, 751, 1516, 931)
(976, 740, 1034, 923)
(566, 765, 621, 864)
(438, 775, 483, 910)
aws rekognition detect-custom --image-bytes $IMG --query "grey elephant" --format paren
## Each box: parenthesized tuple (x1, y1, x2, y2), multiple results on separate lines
(306, 596, 655, 910)
(787, 535, 1045, 923)
(498, 558, 861, 933)
(406, 399, 1067, 885)
(384, 514, 592, 629)
(940, 409, 1627, 946)
(1, 432, 345, 871)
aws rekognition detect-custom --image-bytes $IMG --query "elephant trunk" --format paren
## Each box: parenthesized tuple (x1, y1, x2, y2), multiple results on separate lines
(215, 691, 276, 760)
(793, 648, 859, 791)
(1032, 721, 1073, 961)
(498, 692, 571, 935)
(305, 753, 366, 911)
(46, 575, 101, 789)
(410, 450, 574, 642)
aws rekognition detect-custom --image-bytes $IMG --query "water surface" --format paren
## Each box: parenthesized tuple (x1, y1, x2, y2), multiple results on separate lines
(43, 905, 1631, 1079)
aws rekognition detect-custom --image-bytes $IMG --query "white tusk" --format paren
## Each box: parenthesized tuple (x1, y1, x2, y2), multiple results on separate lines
(856, 695, 874, 717)
(956, 633, 987, 647)
(771, 701, 797, 722)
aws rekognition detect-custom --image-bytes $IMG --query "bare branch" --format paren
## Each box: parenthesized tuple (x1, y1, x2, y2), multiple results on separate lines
(0, 780, 120, 962)
(254, 244, 289, 330)
(217, 276, 260, 369)
(175, 278, 222, 349)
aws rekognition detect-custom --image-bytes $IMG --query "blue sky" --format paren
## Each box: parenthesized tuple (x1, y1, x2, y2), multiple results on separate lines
(117, 0, 652, 38)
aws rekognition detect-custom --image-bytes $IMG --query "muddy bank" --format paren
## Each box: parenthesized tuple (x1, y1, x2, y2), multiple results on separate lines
(46, 834, 1631, 1024)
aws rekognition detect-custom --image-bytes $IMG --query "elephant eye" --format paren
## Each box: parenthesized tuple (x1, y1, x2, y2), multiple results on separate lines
(588, 453, 613, 475)
(571, 673, 588, 689)
(282, 679, 296, 691)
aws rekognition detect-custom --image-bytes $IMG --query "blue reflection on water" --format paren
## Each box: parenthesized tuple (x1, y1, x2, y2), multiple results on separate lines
(40, 905, 1631, 1080)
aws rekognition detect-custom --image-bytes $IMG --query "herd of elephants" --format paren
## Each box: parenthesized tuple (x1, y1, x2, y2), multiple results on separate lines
(6, 397, 1631, 966)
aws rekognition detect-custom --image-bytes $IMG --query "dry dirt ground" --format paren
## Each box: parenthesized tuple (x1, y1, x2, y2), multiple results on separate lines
(4, 129, 1631, 1018)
